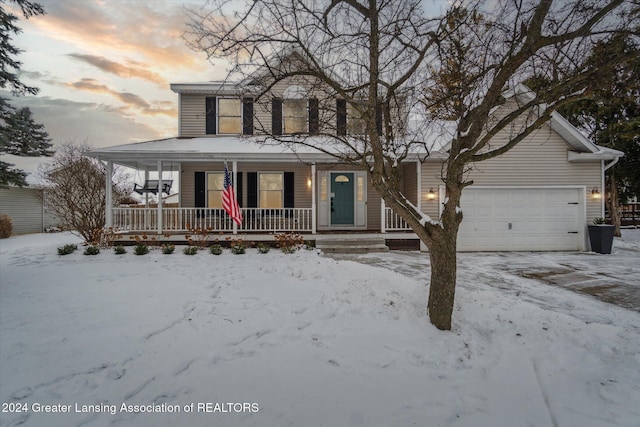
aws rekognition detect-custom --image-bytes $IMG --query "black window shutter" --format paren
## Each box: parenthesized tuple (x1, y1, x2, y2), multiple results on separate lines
(247, 172, 258, 208)
(205, 97, 216, 134)
(336, 99, 347, 136)
(272, 99, 282, 135)
(284, 172, 295, 208)
(195, 172, 206, 207)
(376, 102, 383, 135)
(242, 98, 253, 135)
(309, 98, 319, 135)
(236, 172, 243, 207)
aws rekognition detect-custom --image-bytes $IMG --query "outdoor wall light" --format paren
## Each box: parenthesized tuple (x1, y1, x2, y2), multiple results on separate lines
(591, 187, 602, 199)
(426, 188, 437, 201)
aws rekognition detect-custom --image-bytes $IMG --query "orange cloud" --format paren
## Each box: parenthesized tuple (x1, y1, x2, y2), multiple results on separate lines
(68, 54, 167, 86)
(67, 78, 176, 118)
(29, 0, 209, 73)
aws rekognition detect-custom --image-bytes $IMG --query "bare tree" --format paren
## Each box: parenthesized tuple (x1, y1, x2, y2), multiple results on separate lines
(41, 142, 130, 243)
(185, 0, 637, 330)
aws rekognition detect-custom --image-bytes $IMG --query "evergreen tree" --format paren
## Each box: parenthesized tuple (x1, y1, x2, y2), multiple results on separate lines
(0, 0, 51, 188)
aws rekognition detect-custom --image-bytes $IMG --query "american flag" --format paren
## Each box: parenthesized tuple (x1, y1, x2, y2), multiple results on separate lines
(222, 162, 243, 226)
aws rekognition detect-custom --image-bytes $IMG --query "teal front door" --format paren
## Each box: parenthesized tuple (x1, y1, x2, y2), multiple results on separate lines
(331, 173, 354, 225)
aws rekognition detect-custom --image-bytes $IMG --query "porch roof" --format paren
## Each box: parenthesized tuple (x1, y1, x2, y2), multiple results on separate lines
(86, 136, 438, 170)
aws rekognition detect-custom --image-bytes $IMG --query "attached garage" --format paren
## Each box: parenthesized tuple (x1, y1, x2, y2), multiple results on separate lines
(455, 187, 586, 252)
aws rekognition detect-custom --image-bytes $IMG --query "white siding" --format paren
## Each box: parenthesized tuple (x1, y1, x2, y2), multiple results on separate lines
(0, 187, 44, 234)
(421, 123, 602, 223)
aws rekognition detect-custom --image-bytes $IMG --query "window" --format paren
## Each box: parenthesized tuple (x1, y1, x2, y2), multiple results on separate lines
(218, 98, 242, 134)
(284, 99, 307, 133)
(347, 101, 366, 135)
(207, 172, 224, 208)
(259, 173, 283, 208)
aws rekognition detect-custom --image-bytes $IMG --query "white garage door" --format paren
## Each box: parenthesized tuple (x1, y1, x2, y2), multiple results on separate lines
(456, 187, 583, 251)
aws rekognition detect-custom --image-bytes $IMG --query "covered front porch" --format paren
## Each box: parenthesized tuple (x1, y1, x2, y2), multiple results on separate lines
(91, 137, 424, 236)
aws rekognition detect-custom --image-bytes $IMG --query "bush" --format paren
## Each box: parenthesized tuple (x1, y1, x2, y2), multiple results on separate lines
(209, 244, 223, 255)
(230, 242, 246, 255)
(183, 246, 198, 255)
(57, 244, 78, 255)
(593, 217, 607, 225)
(162, 243, 175, 254)
(0, 214, 12, 238)
(274, 232, 304, 254)
(133, 243, 149, 255)
(256, 243, 270, 254)
(83, 245, 100, 255)
(113, 245, 127, 255)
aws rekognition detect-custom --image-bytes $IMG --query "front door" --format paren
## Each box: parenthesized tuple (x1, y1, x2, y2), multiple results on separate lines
(331, 173, 354, 225)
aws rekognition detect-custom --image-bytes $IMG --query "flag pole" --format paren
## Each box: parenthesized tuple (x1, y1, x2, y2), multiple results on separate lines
(232, 160, 238, 235)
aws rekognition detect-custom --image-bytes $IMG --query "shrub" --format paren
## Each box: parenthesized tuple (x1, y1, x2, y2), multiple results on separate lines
(209, 244, 223, 255)
(162, 243, 175, 254)
(230, 242, 246, 255)
(274, 232, 304, 254)
(83, 245, 100, 255)
(593, 217, 607, 225)
(185, 226, 213, 248)
(133, 243, 149, 255)
(256, 243, 270, 254)
(183, 246, 198, 255)
(303, 240, 316, 250)
(113, 245, 127, 254)
(0, 214, 12, 238)
(57, 244, 78, 255)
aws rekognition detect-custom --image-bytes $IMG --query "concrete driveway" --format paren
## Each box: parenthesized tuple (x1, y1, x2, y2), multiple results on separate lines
(329, 229, 640, 313)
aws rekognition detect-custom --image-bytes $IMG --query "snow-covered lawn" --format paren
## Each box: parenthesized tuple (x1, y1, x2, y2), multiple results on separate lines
(1, 232, 639, 427)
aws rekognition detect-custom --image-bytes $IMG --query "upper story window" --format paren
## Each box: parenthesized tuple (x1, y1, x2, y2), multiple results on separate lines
(206, 97, 253, 135)
(337, 99, 382, 136)
(218, 98, 242, 134)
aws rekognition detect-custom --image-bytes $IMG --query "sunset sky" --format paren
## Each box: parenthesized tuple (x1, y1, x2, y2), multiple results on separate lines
(5, 0, 222, 151)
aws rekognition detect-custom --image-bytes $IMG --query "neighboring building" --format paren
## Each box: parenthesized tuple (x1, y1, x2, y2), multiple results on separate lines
(88, 58, 622, 252)
(0, 185, 59, 235)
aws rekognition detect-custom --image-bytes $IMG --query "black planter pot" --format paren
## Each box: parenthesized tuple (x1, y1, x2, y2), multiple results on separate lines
(587, 224, 615, 254)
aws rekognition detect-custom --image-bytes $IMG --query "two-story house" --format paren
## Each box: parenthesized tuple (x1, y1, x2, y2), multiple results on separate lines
(89, 64, 622, 251)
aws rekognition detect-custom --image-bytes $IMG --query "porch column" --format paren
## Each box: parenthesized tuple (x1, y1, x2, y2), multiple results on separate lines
(157, 160, 163, 234)
(311, 163, 316, 234)
(144, 169, 149, 231)
(105, 160, 113, 228)
(144, 169, 149, 208)
(232, 160, 238, 235)
(416, 160, 422, 212)
(380, 198, 386, 233)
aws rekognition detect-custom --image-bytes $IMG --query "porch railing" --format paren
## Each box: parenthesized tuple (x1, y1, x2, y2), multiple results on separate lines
(112, 207, 313, 233)
(384, 207, 412, 231)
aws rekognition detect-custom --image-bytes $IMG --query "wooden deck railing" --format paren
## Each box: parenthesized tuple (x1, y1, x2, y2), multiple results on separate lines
(384, 207, 412, 231)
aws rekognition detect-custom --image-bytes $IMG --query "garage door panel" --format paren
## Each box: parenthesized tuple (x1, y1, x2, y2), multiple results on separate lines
(457, 188, 582, 252)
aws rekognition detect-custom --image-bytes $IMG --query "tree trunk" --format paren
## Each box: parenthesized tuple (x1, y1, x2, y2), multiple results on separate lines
(607, 174, 622, 237)
(427, 235, 458, 330)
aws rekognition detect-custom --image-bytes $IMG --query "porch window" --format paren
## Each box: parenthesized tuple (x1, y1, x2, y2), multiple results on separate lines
(259, 172, 283, 209)
(207, 172, 224, 208)
(218, 98, 242, 134)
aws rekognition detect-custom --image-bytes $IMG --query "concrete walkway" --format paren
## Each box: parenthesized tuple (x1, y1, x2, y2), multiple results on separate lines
(329, 239, 640, 313)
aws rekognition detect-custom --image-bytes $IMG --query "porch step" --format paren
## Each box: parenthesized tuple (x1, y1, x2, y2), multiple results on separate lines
(315, 236, 389, 254)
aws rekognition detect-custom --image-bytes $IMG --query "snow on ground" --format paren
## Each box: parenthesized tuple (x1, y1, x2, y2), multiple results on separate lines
(1, 231, 639, 427)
